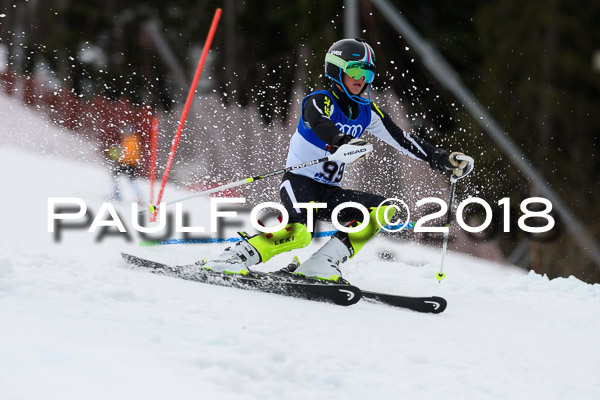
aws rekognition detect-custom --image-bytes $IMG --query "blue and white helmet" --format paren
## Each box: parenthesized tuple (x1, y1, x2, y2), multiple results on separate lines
(324, 38, 376, 104)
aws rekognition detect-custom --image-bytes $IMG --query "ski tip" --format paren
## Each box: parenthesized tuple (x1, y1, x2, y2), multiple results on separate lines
(330, 285, 361, 306)
(427, 296, 447, 313)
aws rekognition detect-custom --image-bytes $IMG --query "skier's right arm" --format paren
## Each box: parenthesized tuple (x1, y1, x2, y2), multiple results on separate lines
(302, 93, 352, 151)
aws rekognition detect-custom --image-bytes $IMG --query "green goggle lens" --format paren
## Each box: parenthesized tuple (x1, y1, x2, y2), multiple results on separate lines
(326, 53, 376, 84)
(344, 62, 376, 83)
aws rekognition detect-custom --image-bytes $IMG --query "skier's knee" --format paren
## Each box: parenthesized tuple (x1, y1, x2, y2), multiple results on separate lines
(248, 222, 312, 263)
(334, 205, 397, 258)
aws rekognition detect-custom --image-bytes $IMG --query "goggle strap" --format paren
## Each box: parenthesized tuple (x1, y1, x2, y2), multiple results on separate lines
(325, 53, 348, 69)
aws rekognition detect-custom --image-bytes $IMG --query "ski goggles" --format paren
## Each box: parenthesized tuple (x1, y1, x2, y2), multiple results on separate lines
(326, 53, 376, 84)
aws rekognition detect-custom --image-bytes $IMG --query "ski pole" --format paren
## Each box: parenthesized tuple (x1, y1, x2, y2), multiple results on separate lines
(146, 142, 374, 214)
(436, 154, 474, 282)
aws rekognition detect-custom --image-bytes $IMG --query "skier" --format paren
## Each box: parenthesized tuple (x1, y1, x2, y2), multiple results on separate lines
(107, 125, 144, 203)
(204, 38, 471, 282)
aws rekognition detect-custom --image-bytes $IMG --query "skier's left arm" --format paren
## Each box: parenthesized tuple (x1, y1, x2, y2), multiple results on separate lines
(366, 103, 469, 176)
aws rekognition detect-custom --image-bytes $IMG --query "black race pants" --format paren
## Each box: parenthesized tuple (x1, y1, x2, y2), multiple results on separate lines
(279, 172, 385, 227)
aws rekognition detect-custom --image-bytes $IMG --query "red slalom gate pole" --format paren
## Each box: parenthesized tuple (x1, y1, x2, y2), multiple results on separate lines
(151, 8, 222, 214)
(148, 116, 159, 222)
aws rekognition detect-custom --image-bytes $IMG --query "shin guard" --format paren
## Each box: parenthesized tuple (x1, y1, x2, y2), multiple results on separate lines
(334, 205, 397, 258)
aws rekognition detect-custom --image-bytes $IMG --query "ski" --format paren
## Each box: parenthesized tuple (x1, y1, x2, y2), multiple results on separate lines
(121, 253, 446, 313)
(361, 291, 446, 314)
(121, 253, 361, 306)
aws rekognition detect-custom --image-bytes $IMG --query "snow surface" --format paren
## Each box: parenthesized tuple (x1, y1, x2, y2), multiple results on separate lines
(1, 94, 599, 400)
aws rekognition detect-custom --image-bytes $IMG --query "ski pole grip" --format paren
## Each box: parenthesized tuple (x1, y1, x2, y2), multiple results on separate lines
(329, 143, 374, 164)
(451, 154, 475, 182)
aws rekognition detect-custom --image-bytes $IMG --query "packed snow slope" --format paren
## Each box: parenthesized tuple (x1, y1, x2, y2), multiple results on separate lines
(0, 95, 599, 400)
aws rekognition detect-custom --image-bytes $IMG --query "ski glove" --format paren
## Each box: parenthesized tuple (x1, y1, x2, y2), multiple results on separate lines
(346, 138, 372, 162)
(440, 151, 469, 177)
(329, 133, 354, 152)
(329, 134, 371, 161)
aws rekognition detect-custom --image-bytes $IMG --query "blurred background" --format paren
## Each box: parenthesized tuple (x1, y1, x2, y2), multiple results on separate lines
(0, 0, 598, 282)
